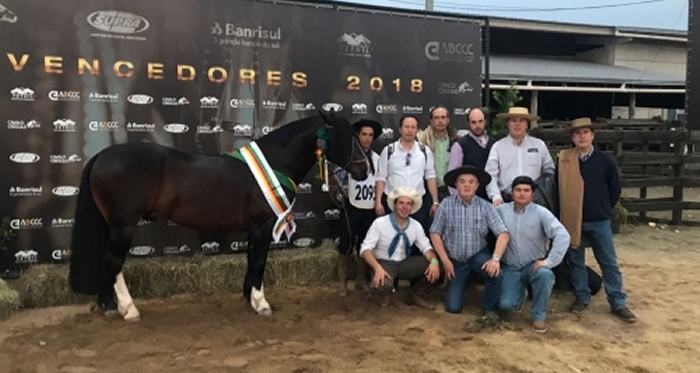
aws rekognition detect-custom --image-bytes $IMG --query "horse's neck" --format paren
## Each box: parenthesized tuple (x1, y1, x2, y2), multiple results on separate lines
(256, 121, 320, 183)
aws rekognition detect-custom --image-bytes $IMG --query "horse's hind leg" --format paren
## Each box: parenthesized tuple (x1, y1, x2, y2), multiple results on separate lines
(244, 220, 274, 316)
(107, 226, 140, 321)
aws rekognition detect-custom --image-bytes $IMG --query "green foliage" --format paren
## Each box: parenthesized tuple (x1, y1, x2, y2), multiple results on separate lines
(489, 81, 523, 138)
(0, 212, 15, 250)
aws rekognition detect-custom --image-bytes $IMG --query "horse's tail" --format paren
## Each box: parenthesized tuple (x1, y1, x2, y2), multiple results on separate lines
(69, 153, 108, 295)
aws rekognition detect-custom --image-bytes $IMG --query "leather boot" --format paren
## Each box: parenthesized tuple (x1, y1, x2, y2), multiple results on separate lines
(354, 257, 371, 292)
(337, 254, 350, 297)
(406, 277, 436, 311)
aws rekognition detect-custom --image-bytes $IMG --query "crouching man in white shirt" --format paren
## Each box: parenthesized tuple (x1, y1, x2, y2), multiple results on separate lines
(360, 187, 441, 309)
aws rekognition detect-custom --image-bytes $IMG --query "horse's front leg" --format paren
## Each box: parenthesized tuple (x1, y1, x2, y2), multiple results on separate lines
(244, 220, 274, 316)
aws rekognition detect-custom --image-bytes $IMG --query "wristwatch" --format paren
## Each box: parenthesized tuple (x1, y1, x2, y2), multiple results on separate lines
(491, 254, 501, 262)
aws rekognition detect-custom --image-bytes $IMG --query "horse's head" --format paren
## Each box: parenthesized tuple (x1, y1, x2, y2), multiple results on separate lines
(0, 4, 17, 23)
(318, 109, 369, 181)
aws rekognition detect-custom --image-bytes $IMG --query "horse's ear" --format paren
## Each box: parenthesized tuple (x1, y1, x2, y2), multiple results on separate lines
(318, 108, 334, 126)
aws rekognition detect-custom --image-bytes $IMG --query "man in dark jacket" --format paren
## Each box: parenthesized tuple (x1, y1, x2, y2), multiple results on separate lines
(447, 108, 496, 200)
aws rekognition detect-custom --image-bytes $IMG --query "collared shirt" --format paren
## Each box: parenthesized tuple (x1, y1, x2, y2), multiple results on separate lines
(485, 135, 555, 201)
(434, 135, 450, 187)
(360, 215, 433, 261)
(496, 202, 570, 269)
(376, 140, 436, 196)
(469, 132, 489, 148)
(578, 147, 595, 161)
(430, 195, 508, 261)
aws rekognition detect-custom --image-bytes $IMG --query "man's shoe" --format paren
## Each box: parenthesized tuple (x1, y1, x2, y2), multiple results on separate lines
(533, 321, 547, 333)
(378, 293, 391, 308)
(611, 307, 637, 323)
(569, 300, 589, 315)
(406, 291, 435, 311)
(484, 311, 500, 323)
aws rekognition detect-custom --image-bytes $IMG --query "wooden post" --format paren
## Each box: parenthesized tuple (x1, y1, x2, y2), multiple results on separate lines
(672, 132, 686, 225)
(629, 93, 636, 119)
(530, 90, 539, 128)
(640, 140, 648, 218)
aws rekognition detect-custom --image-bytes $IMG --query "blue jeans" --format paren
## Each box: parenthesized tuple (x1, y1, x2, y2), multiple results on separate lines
(500, 262, 556, 322)
(444, 248, 501, 313)
(568, 220, 627, 310)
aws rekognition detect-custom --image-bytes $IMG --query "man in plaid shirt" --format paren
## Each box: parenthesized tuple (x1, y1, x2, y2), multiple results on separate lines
(430, 166, 510, 321)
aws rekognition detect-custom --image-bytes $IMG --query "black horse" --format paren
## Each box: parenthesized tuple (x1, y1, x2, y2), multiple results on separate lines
(68, 110, 370, 320)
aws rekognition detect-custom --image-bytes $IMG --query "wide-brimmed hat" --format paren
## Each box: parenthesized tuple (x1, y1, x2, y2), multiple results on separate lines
(567, 117, 605, 132)
(495, 106, 540, 121)
(352, 119, 383, 140)
(444, 165, 492, 187)
(387, 187, 422, 214)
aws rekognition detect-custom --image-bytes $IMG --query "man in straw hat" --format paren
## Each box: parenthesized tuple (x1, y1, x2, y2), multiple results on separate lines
(333, 119, 382, 297)
(360, 187, 441, 309)
(484, 107, 555, 206)
(430, 165, 510, 320)
(557, 117, 636, 323)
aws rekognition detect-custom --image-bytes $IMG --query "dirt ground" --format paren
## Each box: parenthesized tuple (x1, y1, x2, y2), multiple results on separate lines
(1, 220, 700, 373)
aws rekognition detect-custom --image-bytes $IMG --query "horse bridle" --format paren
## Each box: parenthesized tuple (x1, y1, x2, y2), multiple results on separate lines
(340, 133, 370, 172)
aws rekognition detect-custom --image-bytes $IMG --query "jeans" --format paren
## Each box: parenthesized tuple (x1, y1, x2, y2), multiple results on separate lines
(500, 262, 556, 322)
(568, 219, 627, 310)
(444, 248, 501, 313)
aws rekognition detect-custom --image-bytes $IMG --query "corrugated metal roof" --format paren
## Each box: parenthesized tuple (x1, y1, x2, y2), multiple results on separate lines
(487, 55, 685, 86)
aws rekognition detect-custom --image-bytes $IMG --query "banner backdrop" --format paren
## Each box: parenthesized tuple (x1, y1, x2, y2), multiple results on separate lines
(0, 0, 482, 272)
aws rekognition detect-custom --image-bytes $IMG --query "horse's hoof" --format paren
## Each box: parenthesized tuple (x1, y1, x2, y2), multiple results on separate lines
(257, 308, 273, 316)
(124, 314, 141, 322)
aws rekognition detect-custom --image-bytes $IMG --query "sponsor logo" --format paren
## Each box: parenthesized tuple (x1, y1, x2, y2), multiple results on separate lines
(137, 218, 152, 226)
(292, 103, 315, 112)
(127, 94, 153, 104)
(351, 103, 367, 114)
(324, 209, 341, 220)
(380, 127, 395, 139)
(438, 81, 473, 95)
(293, 237, 314, 248)
(261, 126, 276, 135)
(51, 218, 74, 228)
(87, 11, 149, 41)
(201, 241, 220, 254)
(52, 186, 79, 196)
(292, 211, 316, 220)
(210, 22, 281, 48)
(261, 100, 287, 110)
(9, 152, 40, 163)
(402, 105, 423, 114)
(48, 90, 80, 101)
(10, 218, 43, 230)
(9, 186, 42, 197)
(232, 123, 253, 136)
(167, 220, 178, 226)
(297, 182, 313, 194)
(453, 108, 471, 116)
(425, 41, 475, 62)
(89, 92, 119, 103)
(338, 33, 371, 58)
(376, 104, 398, 114)
(162, 96, 189, 106)
(196, 124, 224, 134)
(129, 246, 155, 256)
(230, 98, 255, 108)
(10, 87, 34, 101)
(164, 123, 189, 133)
(51, 249, 71, 261)
(89, 121, 119, 131)
(7, 119, 40, 129)
(321, 236, 340, 246)
(126, 122, 156, 132)
(269, 238, 288, 249)
(53, 118, 77, 132)
(15, 250, 38, 264)
(163, 244, 191, 255)
(200, 96, 220, 109)
(1, 4, 17, 23)
(322, 103, 343, 112)
(50, 154, 81, 164)
(230, 241, 248, 251)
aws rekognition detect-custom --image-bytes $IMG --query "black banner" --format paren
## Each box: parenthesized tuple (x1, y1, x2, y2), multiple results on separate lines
(0, 0, 482, 271)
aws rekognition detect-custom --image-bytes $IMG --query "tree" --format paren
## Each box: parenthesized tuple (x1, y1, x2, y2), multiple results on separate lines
(489, 81, 523, 138)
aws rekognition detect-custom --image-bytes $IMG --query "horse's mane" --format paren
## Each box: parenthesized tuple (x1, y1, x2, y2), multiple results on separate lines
(255, 115, 322, 148)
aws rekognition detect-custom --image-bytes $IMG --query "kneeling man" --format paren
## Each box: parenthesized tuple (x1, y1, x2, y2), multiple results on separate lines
(360, 187, 441, 309)
(496, 176, 570, 333)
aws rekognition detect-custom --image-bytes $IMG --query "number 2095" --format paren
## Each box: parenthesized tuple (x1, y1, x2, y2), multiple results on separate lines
(346, 76, 423, 93)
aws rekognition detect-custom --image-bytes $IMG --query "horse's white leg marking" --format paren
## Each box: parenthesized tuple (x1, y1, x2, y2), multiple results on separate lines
(251, 285, 272, 316)
(114, 272, 140, 321)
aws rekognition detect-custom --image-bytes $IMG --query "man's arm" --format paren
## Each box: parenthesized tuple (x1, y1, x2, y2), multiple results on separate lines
(484, 143, 502, 202)
(374, 146, 389, 213)
(540, 208, 571, 268)
(447, 142, 463, 172)
(424, 148, 439, 205)
(541, 141, 555, 175)
(608, 156, 622, 207)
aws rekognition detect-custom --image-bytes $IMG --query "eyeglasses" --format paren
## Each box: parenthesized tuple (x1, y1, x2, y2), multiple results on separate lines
(406, 152, 412, 166)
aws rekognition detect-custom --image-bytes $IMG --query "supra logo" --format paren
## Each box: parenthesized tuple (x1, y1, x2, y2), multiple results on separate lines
(52, 249, 71, 261)
(129, 246, 155, 256)
(89, 121, 119, 131)
(52, 186, 79, 196)
(10, 218, 43, 230)
(164, 123, 189, 133)
(293, 237, 315, 247)
(322, 103, 343, 112)
(9, 152, 40, 163)
(9, 186, 42, 197)
(425, 41, 475, 62)
(7, 119, 40, 129)
(338, 33, 372, 58)
(87, 11, 150, 34)
(48, 90, 80, 101)
(201, 241, 220, 254)
(15, 250, 38, 264)
(127, 94, 153, 104)
(0, 4, 17, 23)
(10, 87, 34, 101)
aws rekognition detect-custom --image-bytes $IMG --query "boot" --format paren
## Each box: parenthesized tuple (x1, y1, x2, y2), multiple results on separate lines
(406, 277, 436, 311)
(337, 254, 350, 297)
(354, 257, 371, 292)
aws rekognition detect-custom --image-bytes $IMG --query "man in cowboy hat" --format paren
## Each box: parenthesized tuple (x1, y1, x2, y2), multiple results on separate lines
(417, 105, 459, 201)
(484, 107, 555, 206)
(430, 165, 510, 320)
(557, 117, 636, 323)
(360, 186, 441, 309)
(496, 176, 571, 333)
(333, 119, 382, 297)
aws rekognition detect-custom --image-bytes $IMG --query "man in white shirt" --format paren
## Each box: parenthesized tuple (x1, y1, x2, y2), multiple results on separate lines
(361, 187, 441, 309)
(484, 107, 555, 206)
